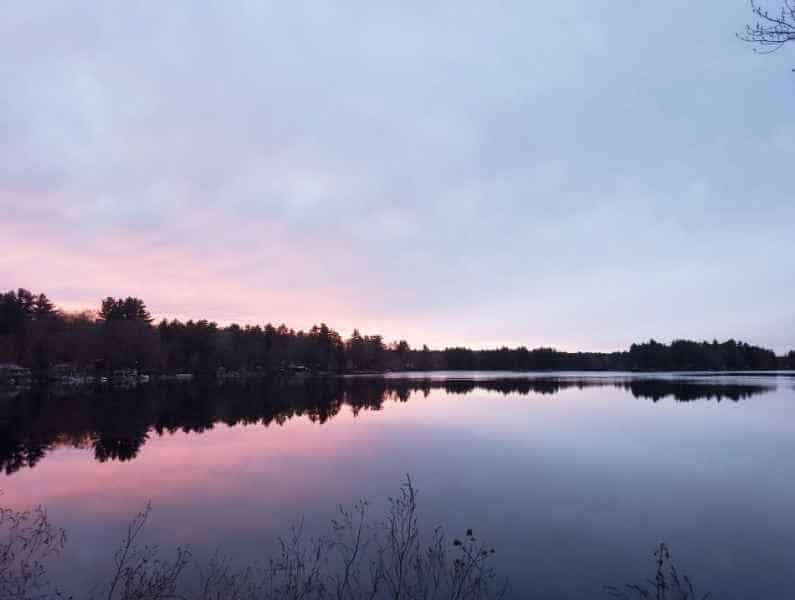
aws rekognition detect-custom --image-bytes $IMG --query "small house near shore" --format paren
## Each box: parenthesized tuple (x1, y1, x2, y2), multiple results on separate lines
(0, 363, 33, 387)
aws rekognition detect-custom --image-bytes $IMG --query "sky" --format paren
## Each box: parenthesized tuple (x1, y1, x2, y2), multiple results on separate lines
(1, 1, 794, 352)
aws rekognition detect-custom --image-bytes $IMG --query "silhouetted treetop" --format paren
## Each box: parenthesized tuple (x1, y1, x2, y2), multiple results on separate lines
(0, 289, 37, 333)
(32, 293, 56, 318)
(99, 297, 153, 323)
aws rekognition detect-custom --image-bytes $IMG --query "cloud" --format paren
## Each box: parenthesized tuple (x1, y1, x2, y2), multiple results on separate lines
(2, 1, 794, 351)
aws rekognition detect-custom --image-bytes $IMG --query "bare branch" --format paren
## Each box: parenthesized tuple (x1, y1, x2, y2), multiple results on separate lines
(0, 497, 66, 600)
(739, 1, 795, 55)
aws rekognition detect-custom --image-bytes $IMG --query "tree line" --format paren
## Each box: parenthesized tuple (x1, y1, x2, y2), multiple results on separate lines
(1, 288, 793, 375)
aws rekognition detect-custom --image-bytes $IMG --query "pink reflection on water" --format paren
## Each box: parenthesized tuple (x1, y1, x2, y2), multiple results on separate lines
(2, 384, 795, 600)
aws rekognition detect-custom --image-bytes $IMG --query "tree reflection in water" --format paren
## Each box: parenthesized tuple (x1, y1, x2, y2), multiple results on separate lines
(0, 376, 774, 475)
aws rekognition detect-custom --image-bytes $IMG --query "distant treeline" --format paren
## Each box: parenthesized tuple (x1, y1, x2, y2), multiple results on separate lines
(1, 288, 792, 374)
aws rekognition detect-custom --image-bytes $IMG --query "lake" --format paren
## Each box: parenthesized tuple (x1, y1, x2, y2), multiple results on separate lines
(2, 372, 794, 599)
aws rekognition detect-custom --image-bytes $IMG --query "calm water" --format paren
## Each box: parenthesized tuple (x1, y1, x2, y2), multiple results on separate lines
(2, 372, 794, 598)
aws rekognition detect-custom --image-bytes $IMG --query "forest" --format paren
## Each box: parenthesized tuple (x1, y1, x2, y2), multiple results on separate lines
(1, 288, 791, 375)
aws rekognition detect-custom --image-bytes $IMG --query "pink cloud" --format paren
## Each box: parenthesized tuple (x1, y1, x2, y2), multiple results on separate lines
(1, 202, 364, 330)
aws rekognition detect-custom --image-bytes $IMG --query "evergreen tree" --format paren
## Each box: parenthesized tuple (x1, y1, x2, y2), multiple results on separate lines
(32, 293, 55, 318)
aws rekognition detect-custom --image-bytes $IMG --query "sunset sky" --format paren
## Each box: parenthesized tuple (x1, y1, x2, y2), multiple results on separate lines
(2, 1, 794, 352)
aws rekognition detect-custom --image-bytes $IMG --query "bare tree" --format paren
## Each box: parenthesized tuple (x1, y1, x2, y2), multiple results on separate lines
(740, 1, 795, 55)
(99, 502, 190, 600)
(3, 482, 709, 600)
(192, 477, 507, 600)
(0, 499, 66, 600)
(605, 543, 709, 600)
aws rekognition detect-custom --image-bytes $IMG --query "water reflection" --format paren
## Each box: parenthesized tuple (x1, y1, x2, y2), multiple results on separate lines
(0, 376, 774, 475)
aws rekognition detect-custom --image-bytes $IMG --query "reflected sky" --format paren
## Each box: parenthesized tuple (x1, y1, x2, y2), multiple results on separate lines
(2, 374, 794, 598)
